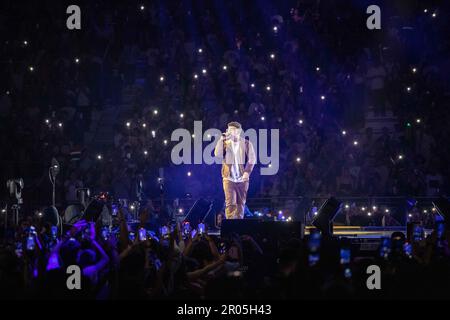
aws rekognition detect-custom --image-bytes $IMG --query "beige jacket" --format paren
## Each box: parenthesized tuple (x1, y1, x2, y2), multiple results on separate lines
(214, 136, 256, 181)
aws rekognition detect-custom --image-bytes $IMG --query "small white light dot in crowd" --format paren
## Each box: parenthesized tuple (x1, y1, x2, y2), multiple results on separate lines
(432, 12, 436, 18)
(1, 209, 6, 213)
(345, 204, 350, 209)
(273, 26, 278, 32)
(178, 208, 183, 213)
(367, 212, 372, 216)
(45, 119, 50, 124)
(140, 5, 145, 11)
(75, 58, 80, 64)
(261, 116, 265, 121)
(194, 73, 198, 79)
(97, 154, 102, 160)
(207, 134, 211, 138)
(432, 207, 436, 212)
(234, 109, 238, 114)
(187, 171, 192, 177)
(160, 76, 164, 82)
(278, 210, 283, 214)
(142, 123, 147, 128)
(316, 66, 320, 72)
(23, 40, 28, 46)
(406, 86, 411, 92)
(130, 205, 135, 210)
(424, 9, 428, 13)
(298, 119, 303, 125)
(408, 214, 412, 218)
(268, 164, 272, 168)
(296, 157, 301, 163)
(222, 65, 227, 70)
(126, 122, 131, 127)
(6, 90, 10, 95)
(180, 113, 184, 118)
(202, 68, 207, 74)
(385, 209, 390, 213)
(412, 67, 417, 73)
(342, 130, 347, 136)
(361, 207, 366, 211)
(320, 95, 325, 100)
(353, 140, 358, 146)
(198, 48, 203, 53)
(163, 140, 168, 145)
(250, 83, 255, 88)
(38, 212, 43, 217)
(416, 118, 421, 123)
(29, 66, 34, 72)
(270, 53, 275, 59)
(192, 134, 195, 138)
(398, 154, 404, 160)
(266, 85, 271, 91)
(144, 150, 148, 156)
(423, 209, 428, 213)
(58, 122, 63, 127)
(314, 211, 318, 216)
(372, 206, 377, 211)
(151, 130, 156, 138)
(153, 109, 158, 115)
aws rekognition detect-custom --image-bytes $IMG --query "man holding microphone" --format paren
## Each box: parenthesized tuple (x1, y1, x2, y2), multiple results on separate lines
(214, 121, 256, 219)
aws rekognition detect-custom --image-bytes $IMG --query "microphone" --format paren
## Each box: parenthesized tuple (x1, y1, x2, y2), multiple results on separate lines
(51, 158, 60, 177)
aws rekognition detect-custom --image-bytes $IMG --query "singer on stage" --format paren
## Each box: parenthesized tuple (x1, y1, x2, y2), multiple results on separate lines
(214, 122, 256, 219)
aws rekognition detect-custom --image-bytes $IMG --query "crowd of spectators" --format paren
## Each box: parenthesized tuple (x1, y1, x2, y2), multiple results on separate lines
(1, 1, 448, 215)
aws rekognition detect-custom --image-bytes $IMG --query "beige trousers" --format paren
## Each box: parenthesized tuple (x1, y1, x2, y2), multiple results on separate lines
(223, 179, 249, 219)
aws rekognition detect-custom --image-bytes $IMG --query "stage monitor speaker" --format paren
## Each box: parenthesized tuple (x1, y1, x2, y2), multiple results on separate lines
(184, 198, 213, 229)
(42, 206, 60, 226)
(83, 199, 105, 222)
(220, 220, 304, 243)
(432, 197, 450, 228)
(311, 197, 342, 237)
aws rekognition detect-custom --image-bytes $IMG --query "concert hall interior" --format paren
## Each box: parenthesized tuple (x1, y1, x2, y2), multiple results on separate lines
(0, 0, 450, 302)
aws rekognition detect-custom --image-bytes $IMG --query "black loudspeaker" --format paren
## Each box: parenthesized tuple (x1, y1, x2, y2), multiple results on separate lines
(311, 197, 342, 237)
(184, 198, 213, 229)
(83, 199, 105, 222)
(220, 220, 304, 242)
(433, 197, 450, 229)
(42, 206, 60, 226)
